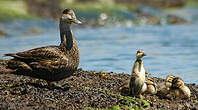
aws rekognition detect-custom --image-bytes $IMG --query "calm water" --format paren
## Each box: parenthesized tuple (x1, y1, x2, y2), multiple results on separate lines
(0, 20, 198, 84)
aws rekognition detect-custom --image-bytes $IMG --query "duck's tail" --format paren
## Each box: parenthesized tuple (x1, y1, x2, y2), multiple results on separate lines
(0, 59, 14, 74)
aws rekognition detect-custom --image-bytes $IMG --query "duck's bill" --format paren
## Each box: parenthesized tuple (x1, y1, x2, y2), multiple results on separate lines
(73, 19, 82, 24)
(142, 53, 147, 56)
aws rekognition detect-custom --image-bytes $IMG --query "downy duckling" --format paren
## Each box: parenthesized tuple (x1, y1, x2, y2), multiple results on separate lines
(141, 82, 148, 94)
(129, 49, 147, 98)
(157, 75, 175, 97)
(145, 77, 157, 95)
(167, 77, 191, 99)
(120, 79, 131, 96)
(165, 75, 176, 89)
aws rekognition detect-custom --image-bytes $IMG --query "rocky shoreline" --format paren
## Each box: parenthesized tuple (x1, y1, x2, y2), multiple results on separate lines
(0, 69, 197, 109)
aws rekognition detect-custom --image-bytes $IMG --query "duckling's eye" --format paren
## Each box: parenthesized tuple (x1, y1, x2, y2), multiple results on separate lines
(68, 18, 72, 21)
(138, 52, 143, 55)
(137, 52, 141, 54)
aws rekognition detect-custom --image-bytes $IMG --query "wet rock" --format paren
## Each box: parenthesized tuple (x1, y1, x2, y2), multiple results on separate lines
(136, 7, 161, 25)
(115, 0, 187, 8)
(26, 0, 62, 19)
(167, 15, 187, 24)
(0, 29, 7, 36)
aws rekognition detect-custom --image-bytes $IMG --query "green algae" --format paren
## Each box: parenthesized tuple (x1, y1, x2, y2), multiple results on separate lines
(85, 88, 150, 110)
(84, 86, 91, 91)
(185, 0, 198, 7)
(0, 0, 35, 20)
(60, 0, 136, 13)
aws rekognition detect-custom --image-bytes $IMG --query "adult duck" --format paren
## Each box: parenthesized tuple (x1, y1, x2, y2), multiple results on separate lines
(0, 9, 81, 88)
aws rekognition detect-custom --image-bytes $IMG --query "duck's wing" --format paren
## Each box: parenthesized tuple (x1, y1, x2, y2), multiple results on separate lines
(5, 46, 61, 61)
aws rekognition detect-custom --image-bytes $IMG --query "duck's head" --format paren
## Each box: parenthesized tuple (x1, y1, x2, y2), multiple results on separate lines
(60, 8, 81, 24)
(136, 49, 146, 59)
(146, 77, 155, 85)
(165, 75, 175, 88)
(172, 77, 184, 88)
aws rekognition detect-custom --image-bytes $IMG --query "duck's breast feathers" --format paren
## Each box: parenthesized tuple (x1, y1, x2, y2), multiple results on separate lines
(5, 46, 63, 61)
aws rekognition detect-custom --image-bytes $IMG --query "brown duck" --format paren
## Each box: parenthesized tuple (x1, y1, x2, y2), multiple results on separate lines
(0, 9, 81, 87)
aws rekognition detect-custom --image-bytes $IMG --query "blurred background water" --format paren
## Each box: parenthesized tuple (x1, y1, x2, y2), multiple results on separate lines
(0, 19, 198, 84)
(0, 0, 198, 84)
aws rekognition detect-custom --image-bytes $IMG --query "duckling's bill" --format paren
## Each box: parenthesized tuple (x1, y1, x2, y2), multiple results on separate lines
(73, 19, 82, 24)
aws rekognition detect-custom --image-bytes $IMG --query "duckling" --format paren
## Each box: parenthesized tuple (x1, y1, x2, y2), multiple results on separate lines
(145, 77, 157, 95)
(120, 79, 130, 96)
(0, 9, 81, 88)
(157, 75, 175, 97)
(141, 82, 148, 94)
(129, 49, 147, 98)
(167, 77, 191, 99)
(165, 75, 176, 89)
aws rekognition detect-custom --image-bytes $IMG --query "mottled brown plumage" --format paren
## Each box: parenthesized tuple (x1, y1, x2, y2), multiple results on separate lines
(167, 77, 191, 99)
(145, 77, 157, 95)
(0, 9, 81, 87)
(157, 75, 176, 97)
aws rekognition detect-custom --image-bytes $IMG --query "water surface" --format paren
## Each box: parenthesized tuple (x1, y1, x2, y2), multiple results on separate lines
(0, 20, 198, 84)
